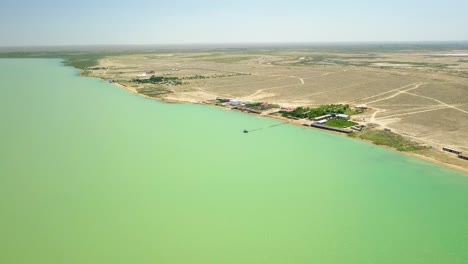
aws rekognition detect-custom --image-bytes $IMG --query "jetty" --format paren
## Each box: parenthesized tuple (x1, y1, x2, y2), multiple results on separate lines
(310, 123, 352, 134)
(243, 122, 289, 134)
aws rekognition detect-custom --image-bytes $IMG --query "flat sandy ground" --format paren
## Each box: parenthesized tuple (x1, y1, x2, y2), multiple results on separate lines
(88, 49, 468, 173)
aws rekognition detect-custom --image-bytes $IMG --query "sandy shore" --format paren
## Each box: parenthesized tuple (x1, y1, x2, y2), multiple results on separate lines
(108, 80, 468, 175)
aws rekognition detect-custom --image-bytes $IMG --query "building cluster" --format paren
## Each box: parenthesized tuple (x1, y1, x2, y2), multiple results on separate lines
(313, 113, 350, 124)
(211, 99, 371, 134)
(213, 98, 279, 114)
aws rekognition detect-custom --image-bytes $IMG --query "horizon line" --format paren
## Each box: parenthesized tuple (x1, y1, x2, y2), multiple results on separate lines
(1, 40, 468, 48)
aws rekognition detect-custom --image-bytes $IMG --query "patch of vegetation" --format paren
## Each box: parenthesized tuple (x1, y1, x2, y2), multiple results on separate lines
(137, 85, 173, 97)
(282, 104, 352, 119)
(291, 54, 382, 66)
(183, 72, 250, 80)
(183, 53, 225, 59)
(203, 56, 253, 63)
(290, 54, 458, 69)
(245, 102, 280, 110)
(182, 53, 254, 63)
(216, 98, 231, 103)
(326, 119, 358, 128)
(371, 61, 455, 69)
(184, 74, 208, 80)
(0, 51, 106, 69)
(0, 49, 178, 70)
(350, 129, 427, 152)
(134, 75, 183, 85)
(344, 108, 360, 115)
(340, 55, 382, 59)
(63, 54, 107, 69)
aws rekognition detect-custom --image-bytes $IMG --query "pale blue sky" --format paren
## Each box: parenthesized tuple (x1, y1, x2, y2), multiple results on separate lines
(1, 0, 467, 46)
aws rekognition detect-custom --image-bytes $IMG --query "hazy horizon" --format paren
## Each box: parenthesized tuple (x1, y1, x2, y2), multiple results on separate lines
(2, 0, 468, 47)
(1, 41, 468, 53)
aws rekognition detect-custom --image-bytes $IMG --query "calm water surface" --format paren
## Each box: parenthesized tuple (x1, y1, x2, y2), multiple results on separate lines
(1, 59, 467, 264)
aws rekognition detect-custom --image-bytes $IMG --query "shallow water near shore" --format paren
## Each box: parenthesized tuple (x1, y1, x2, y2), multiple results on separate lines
(1, 59, 468, 264)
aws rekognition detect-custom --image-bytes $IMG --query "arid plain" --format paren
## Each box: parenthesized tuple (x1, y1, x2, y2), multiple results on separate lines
(87, 48, 468, 171)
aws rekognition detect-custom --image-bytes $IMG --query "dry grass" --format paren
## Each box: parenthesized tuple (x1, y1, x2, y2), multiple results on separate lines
(89, 49, 468, 170)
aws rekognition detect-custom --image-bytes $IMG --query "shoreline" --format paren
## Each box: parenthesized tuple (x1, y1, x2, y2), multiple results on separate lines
(107, 79, 468, 175)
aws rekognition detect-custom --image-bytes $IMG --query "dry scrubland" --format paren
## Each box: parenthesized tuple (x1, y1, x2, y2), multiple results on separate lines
(88, 49, 468, 171)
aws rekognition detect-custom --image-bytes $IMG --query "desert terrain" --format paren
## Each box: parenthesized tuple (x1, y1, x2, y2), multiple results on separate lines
(86, 48, 468, 171)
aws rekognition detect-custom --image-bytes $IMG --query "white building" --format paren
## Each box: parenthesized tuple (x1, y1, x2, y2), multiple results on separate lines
(336, 114, 350, 120)
(316, 119, 328, 125)
(229, 99, 242, 106)
(313, 114, 332, 121)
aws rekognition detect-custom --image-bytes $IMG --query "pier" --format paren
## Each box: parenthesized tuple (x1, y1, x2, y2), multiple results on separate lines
(310, 123, 353, 134)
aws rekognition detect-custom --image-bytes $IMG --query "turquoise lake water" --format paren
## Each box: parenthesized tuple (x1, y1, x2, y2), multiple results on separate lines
(0, 59, 467, 264)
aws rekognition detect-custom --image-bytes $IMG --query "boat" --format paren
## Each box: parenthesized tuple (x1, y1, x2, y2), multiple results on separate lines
(243, 129, 248, 133)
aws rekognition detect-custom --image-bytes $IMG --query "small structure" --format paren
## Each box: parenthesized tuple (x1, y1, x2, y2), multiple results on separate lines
(356, 104, 368, 110)
(260, 102, 269, 110)
(229, 99, 242, 106)
(137, 73, 147, 78)
(313, 114, 332, 121)
(280, 108, 295, 113)
(315, 119, 328, 125)
(336, 114, 350, 120)
(458, 154, 468, 161)
(351, 125, 362, 131)
(216, 97, 231, 103)
(443, 147, 462, 155)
